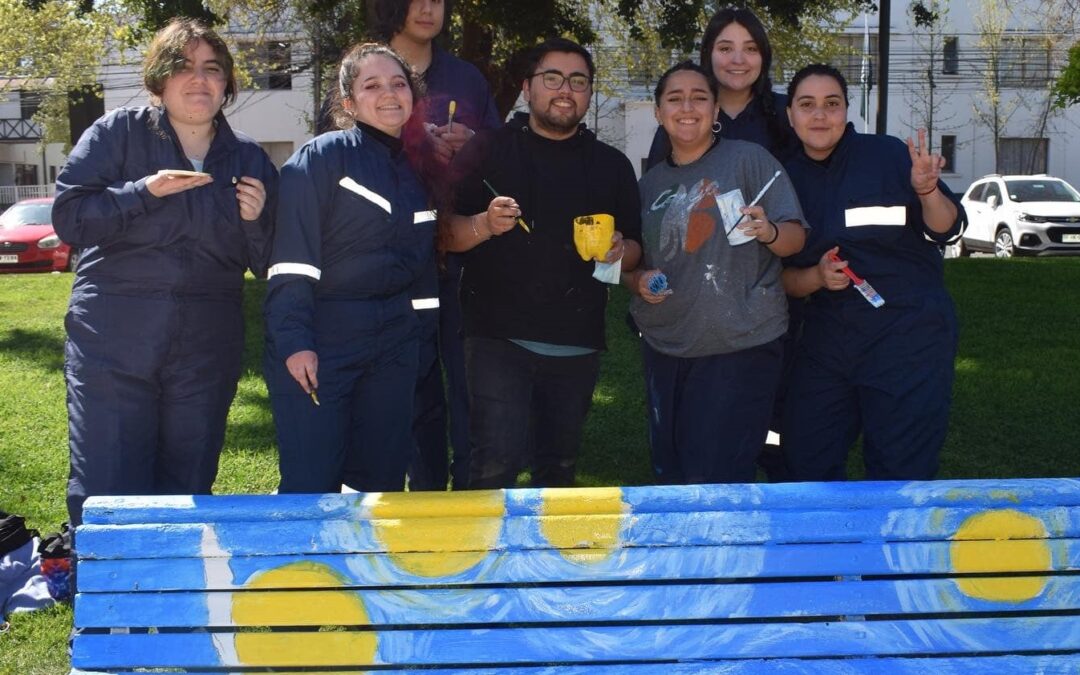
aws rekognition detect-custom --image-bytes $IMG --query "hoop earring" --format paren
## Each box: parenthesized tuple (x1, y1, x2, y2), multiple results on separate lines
(712, 121, 722, 134)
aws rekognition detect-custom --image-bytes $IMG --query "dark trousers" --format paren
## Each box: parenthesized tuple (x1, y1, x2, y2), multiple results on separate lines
(464, 337, 600, 489)
(642, 338, 783, 485)
(64, 293, 243, 527)
(408, 257, 471, 490)
(782, 297, 957, 481)
(269, 299, 418, 494)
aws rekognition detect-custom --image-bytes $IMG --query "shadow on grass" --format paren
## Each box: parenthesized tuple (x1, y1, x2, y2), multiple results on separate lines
(0, 327, 65, 372)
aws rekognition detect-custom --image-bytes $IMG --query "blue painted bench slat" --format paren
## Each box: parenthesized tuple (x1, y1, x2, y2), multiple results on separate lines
(73, 478, 1080, 672)
(77, 537, 1080, 592)
(100, 655, 1080, 675)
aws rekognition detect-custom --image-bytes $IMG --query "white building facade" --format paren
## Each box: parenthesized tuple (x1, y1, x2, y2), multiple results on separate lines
(2, 2, 1079, 201)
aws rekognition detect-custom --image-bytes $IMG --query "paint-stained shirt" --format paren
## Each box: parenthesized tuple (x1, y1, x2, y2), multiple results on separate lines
(631, 138, 804, 357)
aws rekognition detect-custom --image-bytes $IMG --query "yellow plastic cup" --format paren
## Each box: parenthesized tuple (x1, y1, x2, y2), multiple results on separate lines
(573, 213, 615, 261)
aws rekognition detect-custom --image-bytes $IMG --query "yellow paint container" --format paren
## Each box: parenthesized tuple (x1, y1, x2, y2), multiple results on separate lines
(573, 214, 614, 261)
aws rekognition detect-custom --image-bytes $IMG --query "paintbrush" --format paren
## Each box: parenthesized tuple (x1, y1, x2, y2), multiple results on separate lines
(481, 179, 530, 233)
(448, 100, 457, 133)
(829, 252, 885, 308)
(729, 169, 783, 235)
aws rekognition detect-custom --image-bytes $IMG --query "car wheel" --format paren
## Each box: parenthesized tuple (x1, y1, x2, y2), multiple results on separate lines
(66, 248, 80, 272)
(994, 228, 1014, 258)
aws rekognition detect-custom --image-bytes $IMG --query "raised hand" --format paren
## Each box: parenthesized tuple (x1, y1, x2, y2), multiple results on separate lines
(906, 128, 945, 196)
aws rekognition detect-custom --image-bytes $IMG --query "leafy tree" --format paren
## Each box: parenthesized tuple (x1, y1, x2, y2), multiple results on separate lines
(0, 0, 110, 146)
(1052, 41, 1080, 108)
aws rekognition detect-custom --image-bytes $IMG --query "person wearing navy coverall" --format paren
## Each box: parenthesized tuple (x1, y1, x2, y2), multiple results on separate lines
(265, 43, 435, 493)
(780, 64, 966, 481)
(52, 19, 275, 527)
(369, 0, 502, 491)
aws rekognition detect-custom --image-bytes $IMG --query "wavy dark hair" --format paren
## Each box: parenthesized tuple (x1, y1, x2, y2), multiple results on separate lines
(143, 18, 237, 108)
(370, 0, 454, 42)
(653, 61, 718, 105)
(786, 63, 850, 107)
(328, 42, 426, 130)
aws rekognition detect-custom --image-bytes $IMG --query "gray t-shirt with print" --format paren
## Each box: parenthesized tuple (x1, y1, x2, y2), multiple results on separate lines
(630, 138, 805, 358)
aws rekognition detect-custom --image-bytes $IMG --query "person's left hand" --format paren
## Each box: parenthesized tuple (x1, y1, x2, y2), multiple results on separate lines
(236, 176, 266, 221)
(433, 123, 477, 154)
(604, 231, 625, 263)
(907, 127, 945, 195)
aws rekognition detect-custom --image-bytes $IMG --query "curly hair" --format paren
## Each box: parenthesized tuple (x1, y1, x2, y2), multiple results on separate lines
(143, 18, 237, 108)
(327, 42, 425, 130)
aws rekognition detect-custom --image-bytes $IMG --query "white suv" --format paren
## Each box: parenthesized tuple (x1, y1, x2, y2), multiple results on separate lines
(954, 175, 1080, 257)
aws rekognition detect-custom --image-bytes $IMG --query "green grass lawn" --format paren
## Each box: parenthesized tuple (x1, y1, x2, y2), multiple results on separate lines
(2, 258, 1080, 673)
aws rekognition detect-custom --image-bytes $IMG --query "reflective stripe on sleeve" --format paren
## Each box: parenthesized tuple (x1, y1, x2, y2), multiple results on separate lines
(339, 177, 392, 214)
(845, 205, 907, 227)
(411, 297, 440, 310)
(267, 262, 321, 280)
(414, 210, 437, 224)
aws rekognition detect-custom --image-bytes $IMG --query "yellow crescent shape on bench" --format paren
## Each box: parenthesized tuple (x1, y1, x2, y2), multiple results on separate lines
(371, 490, 505, 577)
(540, 487, 628, 563)
(950, 509, 1052, 602)
(231, 562, 377, 666)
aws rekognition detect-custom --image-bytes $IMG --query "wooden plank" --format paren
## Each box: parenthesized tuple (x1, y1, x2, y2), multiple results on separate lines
(80, 478, 1080, 525)
(70, 615, 1080, 669)
(81, 655, 1080, 674)
(74, 505, 1080, 560)
(74, 575, 1080, 629)
(76, 538, 1080, 592)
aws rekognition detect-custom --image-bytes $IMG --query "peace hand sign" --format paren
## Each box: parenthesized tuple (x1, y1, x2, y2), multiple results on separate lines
(906, 128, 945, 196)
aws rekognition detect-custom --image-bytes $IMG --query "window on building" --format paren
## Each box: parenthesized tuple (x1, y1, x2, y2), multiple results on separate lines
(998, 36, 1051, 88)
(942, 36, 958, 74)
(999, 137, 1048, 174)
(14, 164, 38, 185)
(49, 165, 57, 183)
(249, 41, 292, 90)
(833, 33, 879, 87)
(940, 135, 956, 173)
(19, 90, 40, 120)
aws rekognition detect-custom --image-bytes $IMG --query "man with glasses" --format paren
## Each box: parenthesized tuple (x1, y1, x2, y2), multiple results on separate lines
(446, 37, 642, 489)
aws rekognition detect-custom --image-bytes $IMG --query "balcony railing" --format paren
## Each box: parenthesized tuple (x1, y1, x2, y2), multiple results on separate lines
(0, 118, 42, 141)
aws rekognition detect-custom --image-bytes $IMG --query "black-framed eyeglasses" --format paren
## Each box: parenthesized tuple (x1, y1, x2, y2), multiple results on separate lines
(530, 70, 591, 93)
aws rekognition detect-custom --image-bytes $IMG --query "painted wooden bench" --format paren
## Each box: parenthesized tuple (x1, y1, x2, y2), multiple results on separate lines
(73, 477, 1080, 673)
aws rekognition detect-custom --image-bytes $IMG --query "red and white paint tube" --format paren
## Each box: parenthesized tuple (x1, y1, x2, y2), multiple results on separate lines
(828, 252, 885, 308)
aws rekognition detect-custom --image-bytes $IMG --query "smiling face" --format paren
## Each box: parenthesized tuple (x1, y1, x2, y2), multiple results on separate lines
(656, 70, 718, 156)
(523, 50, 591, 140)
(344, 53, 414, 137)
(399, 0, 444, 44)
(710, 22, 762, 95)
(787, 73, 849, 161)
(160, 39, 227, 127)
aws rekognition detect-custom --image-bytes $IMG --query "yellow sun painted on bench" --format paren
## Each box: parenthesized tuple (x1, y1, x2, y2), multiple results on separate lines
(232, 562, 376, 666)
(950, 509, 1051, 602)
(371, 490, 505, 577)
(540, 487, 627, 563)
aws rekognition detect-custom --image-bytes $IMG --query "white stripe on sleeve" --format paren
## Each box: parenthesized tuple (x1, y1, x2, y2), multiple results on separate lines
(267, 262, 321, 280)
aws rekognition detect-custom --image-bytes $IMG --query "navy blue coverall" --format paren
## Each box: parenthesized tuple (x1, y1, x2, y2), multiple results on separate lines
(52, 107, 277, 527)
(781, 123, 966, 481)
(264, 123, 434, 494)
(407, 46, 502, 491)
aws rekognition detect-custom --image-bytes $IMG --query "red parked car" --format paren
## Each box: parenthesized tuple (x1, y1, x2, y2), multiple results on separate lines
(0, 197, 78, 273)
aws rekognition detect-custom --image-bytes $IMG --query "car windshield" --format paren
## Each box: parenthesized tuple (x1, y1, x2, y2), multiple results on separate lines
(0, 203, 52, 230)
(1005, 179, 1080, 203)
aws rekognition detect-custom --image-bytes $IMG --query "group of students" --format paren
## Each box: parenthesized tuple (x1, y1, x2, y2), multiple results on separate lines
(52, 1, 965, 529)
